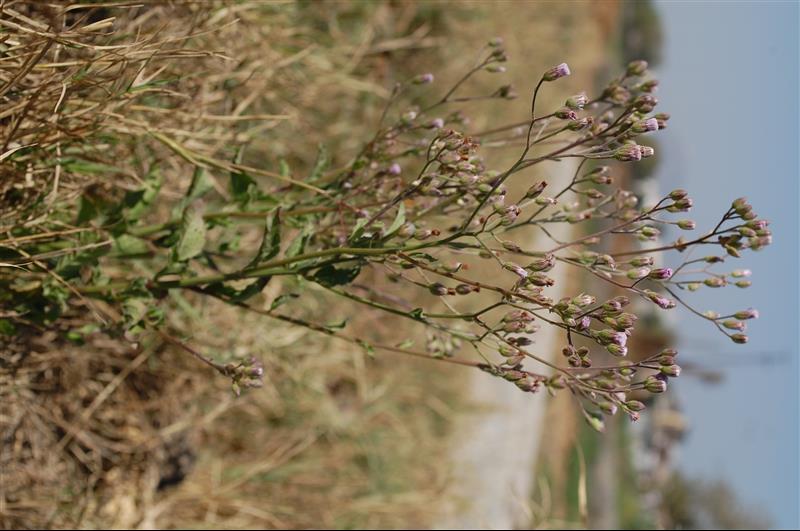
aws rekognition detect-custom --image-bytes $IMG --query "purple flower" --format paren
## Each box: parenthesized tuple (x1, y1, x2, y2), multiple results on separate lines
(645, 290, 675, 310)
(614, 144, 642, 162)
(413, 73, 434, 85)
(388, 163, 402, 175)
(543, 62, 571, 82)
(632, 118, 659, 133)
(648, 267, 673, 281)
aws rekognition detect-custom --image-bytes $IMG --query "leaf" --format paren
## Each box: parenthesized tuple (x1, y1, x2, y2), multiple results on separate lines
(348, 217, 369, 242)
(270, 293, 299, 310)
(174, 204, 207, 261)
(124, 171, 162, 222)
(384, 203, 406, 238)
(311, 263, 361, 287)
(113, 234, 150, 257)
(581, 408, 605, 433)
(247, 209, 281, 268)
(285, 227, 313, 258)
(308, 144, 328, 183)
(356, 339, 375, 359)
(187, 167, 215, 201)
(230, 171, 256, 202)
(324, 319, 347, 332)
(206, 278, 270, 302)
(409, 308, 426, 321)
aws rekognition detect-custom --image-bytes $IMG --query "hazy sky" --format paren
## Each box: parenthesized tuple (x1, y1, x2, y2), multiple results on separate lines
(653, 1, 799, 528)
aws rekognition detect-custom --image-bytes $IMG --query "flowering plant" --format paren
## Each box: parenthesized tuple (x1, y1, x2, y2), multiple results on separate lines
(4, 41, 770, 428)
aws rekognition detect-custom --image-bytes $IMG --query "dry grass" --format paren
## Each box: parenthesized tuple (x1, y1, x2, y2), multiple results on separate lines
(1, 2, 462, 528)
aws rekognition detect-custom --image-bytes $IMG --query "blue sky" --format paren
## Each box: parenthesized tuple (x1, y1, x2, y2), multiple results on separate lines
(653, 1, 799, 528)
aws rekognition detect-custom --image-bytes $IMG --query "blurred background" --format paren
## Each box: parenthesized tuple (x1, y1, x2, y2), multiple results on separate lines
(3, 1, 797, 529)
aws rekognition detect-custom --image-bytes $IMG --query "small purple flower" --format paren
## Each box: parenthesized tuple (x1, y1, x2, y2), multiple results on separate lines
(648, 267, 673, 281)
(388, 163, 402, 176)
(565, 93, 588, 110)
(543, 62, 571, 82)
(645, 290, 675, 310)
(614, 144, 642, 162)
(632, 117, 659, 133)
(413, 73, 434, 85)
(430, 118, 444, 129)
(504, 263, 528, 279)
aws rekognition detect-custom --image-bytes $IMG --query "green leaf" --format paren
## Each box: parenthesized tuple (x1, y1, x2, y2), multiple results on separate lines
(230, 171, 256, 202)
(124, 171, 161, 222)
(113, 234, 150, 257)
(0, 319, 17, 337)
(174, 205, 207, 261)
(348, 217, 369, 242)
(285, 226, 313, 258)
(187, 167, 215, 201)
(384, 203, 406, 238)
(311, 263, 361, 287)
(270, 293, 299, 310)
(409, 308, 426, 321)
(247, 209, 281, 268)
(356, 339, 375, 359)
(581, 408, 605, 433)
(308, 144, 328, 183)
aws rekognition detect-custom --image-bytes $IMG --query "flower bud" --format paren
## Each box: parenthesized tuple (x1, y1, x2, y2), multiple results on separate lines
(630, 256, 654, 267)
(644, 375, 667, 393)
(525, 180, 548, 199)
(660, 364, 682, 377)
(543, 62, 571, 82)
(412, 73, 434, 85)
(731, 333, 749, 344)
(455, 284, 473, 295)
(428, 282, 448, 296)
(644, 290, 675, 309)
(722, 319, 745, 331)
(704, 277, 726, 288)
(649, 267, 673, 280)
(606, 344, 628, 357)
(631, 118, 659, 133)
(565, 93, 589, 110)
(555, 107, 578, 120)
(669, 189, 688, 200)
(677, 219, 696, 230)
(626, 59, 648, 76)
(734, 308, 759, 320)
(625, 400, 646, 412)
(504, 263, 528, 279)
(627, 267, 651, 280)
(599, 401, 619, 415)
(388, 163, 402, 175)
(614, 144, 642, 162)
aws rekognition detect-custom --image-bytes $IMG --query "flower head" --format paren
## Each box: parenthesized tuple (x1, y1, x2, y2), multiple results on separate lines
(543, 62, 571, 82)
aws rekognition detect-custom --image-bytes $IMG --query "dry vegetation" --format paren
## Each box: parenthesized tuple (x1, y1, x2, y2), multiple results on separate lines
(1, 2, 459, 528)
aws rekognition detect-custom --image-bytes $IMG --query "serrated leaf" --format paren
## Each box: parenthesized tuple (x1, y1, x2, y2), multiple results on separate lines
(175, 205, 207, 261)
